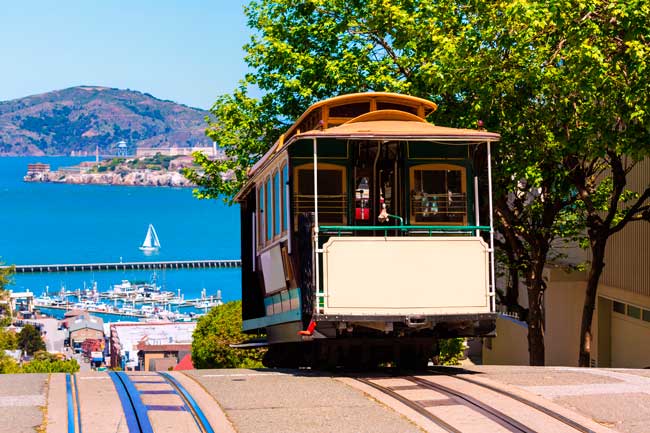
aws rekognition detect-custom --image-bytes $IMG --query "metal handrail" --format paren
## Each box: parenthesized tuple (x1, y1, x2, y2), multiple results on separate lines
(319, 224, 489, 236)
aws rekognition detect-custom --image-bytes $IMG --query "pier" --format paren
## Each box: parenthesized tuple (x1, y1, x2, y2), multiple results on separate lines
(3, 259, 241, 274)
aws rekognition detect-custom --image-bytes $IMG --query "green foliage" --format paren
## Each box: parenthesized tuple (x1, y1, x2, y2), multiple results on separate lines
(21, 352, 80, 374)
(0, 328, 17, 351)
(0, 351, 80, 374)
(126, 153, 175, 170)
(437, 338, 465, 366)
(0, 354, 21, 374)
(0, 260, 13, 291)
(17, 324, 45, 356)
(0, 262, 14, 324)
(192, 301, 265, 368)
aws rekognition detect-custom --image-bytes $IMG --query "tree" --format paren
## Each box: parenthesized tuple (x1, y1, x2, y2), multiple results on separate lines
(0, 260, 14, 324)
(192, 301, 265, 368)
(21, 351, 80, 374)
(0, 328, 17, 351)
(17, 324, 45, 356)
(192, 1, 650, 365)
(553, 2, 650, 366)
(0, 354, 21, 374)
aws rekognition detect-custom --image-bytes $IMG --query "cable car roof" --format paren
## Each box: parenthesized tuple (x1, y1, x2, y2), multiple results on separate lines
(237, 94, 500, 200)
(296, 110, 500, 142)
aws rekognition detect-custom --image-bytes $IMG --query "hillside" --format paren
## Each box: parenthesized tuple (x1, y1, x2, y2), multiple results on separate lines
(0, 86, 211, 155)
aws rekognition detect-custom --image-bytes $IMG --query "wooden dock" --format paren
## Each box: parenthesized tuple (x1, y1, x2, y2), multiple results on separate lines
(4, 259, 241, 274)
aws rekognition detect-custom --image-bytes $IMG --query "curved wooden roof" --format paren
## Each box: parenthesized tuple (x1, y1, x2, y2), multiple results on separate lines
(243, 93, 499, 193)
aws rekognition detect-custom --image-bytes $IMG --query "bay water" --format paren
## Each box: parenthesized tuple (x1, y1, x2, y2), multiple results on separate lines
(0, 157, 241, 318)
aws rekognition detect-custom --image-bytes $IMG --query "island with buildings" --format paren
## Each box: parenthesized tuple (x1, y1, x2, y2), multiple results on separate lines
(23, 145, 222, 187)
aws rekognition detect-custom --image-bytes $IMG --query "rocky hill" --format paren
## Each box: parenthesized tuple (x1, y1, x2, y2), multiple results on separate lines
(0, 86, 211, 155)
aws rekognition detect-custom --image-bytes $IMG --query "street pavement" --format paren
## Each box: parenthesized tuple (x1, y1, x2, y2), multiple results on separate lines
(0, 374, 48, 433)
(185, 369, 424, 433)
(444, 365, 650, 433)
(36, 318, 65, 353)
(1, 365, 649, 432)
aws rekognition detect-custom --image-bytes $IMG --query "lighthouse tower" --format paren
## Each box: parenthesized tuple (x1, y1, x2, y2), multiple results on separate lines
(117, 140, 128, 157)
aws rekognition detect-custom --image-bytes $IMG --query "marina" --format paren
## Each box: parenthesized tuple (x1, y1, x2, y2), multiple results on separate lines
(27, 279, 224, 322)
(1, 157, 242, 323)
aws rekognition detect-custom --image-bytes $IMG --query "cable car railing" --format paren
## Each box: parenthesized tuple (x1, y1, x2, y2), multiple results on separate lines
(318, 224, 490, 237)
(293, 194, 348, 225)
(410, 192, 467, 224)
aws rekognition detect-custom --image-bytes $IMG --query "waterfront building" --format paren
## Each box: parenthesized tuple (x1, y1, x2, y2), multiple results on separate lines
(137, 341, 192, 371)
(135, 143, 222, 158)
(26, 163, 50, 174)
(68, 315, 104, 351)
(109, 322, 196, 370)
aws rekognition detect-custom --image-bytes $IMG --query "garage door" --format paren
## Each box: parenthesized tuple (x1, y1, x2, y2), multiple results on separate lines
(611, 312, 650, 368)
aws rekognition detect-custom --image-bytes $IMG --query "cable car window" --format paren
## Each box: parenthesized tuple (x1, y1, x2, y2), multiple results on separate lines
(293, 163, 347, 229)
(266, 177, 273, 241)
(282, 164, 289, 232)
(329, 102, 370, 118)
(258, 183, 265, 248)
(410, 164, 467, 224)
(376, 102, 417, 114)
(274, 171, 281, 237)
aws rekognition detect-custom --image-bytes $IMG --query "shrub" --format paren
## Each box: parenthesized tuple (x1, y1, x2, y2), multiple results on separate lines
(192, 300, 265, 368)
(437, 338, 466, 366)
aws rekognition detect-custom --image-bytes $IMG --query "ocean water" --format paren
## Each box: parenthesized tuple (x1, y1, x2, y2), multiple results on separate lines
(0, 157, 241, 308)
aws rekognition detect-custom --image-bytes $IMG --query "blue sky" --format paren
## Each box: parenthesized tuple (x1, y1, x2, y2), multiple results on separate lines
(1, 0, 252, 109)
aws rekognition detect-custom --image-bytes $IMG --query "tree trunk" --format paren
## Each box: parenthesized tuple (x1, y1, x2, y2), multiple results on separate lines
(527, 281, 545, 365)
(526, 257, 547, 366)
(578, 237, 607, 367)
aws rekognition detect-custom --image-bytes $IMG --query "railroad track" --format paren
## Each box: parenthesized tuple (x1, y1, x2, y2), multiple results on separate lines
(355, 373, 596, 433)
(65, 372, 215, 433)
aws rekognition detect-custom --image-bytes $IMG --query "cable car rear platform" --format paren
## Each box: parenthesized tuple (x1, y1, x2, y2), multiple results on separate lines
(309, 312, 498, 338)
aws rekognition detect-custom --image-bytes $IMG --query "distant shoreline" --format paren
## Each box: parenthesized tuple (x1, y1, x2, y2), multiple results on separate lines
(23, 169, 196, 188)
(23, 155, 199, 188)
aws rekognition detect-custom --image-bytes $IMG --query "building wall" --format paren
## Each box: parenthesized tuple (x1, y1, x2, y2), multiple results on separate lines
(482, 316, 529, 365)
(70, 328, 104, 344)
(544, 268, 589, 366)
(142, 353, 166, 371)
(601, 158, 650, 297)
(597, 283, 650, 368)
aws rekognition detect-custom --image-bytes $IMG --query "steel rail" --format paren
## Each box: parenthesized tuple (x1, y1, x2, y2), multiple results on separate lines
(65, 374, 75, 433)
(431, 372, 595, 433)
(72, 374, 83, 433)
(158, 372, 215, 433)
(408, 376, 536, 433)
(108, 372, 155, 433)
(354, 377, 461, 433)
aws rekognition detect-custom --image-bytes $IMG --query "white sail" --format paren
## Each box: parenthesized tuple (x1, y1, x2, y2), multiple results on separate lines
(150, 225, 161, 248)
(140, 224, 160, 251)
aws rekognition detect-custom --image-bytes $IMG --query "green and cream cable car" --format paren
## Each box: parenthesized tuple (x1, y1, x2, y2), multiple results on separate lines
(234, 92, 499, 368)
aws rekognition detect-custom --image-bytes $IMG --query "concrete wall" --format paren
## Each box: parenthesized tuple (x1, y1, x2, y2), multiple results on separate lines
(482, 315, 529, 365)
(544, 268, 588, 366)
(485, 272, 650, 368)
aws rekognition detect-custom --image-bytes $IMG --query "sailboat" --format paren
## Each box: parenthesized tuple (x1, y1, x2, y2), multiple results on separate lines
(139, 224, 161, 252)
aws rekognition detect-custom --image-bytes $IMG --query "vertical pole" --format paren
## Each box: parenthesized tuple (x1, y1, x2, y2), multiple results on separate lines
(486, 140, 496, 313)
(312, 138, 321, 312)
(313, 138, 319, 231)
(285, 182, 291, 254)
(474, 175, 480, 237)
(251, 212, 256, 272)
